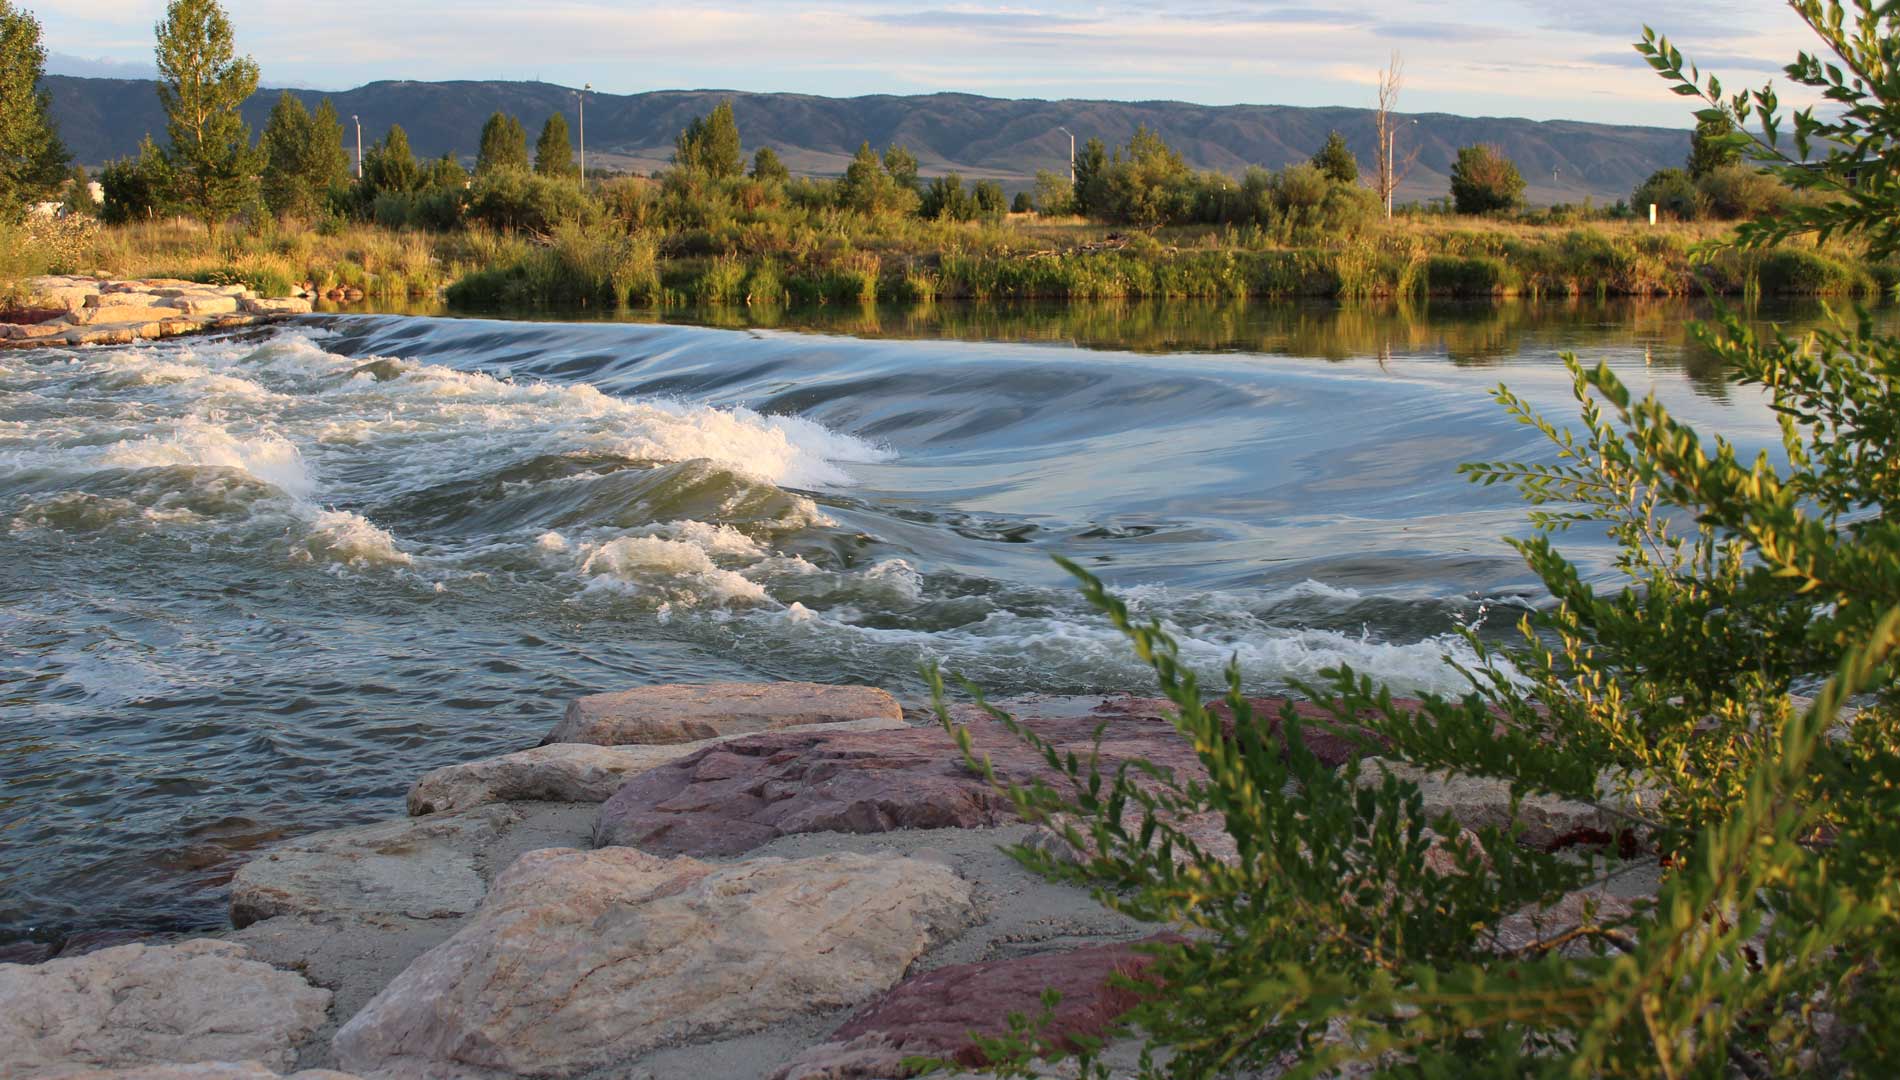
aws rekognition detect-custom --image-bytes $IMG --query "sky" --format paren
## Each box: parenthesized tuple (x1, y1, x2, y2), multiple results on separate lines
(33, 0, 1814, 128)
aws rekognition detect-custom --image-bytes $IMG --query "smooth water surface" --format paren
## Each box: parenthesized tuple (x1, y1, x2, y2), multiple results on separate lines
(0, 298, 1843, 945)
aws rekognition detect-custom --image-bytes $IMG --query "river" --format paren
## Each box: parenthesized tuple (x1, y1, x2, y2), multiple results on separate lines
(0, 297, 1839, 946)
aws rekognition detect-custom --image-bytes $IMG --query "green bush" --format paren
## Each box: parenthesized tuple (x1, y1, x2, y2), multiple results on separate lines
(931, 6, 1900, 1077)
(1756, 246, 1872, 295)
(1448, 144, 1526, 214)
(464, 168, 594, 234)
(1424, 253, 1518, 295)
(1632, 167, 1702, 220)
(1697, 163, 1789, 220)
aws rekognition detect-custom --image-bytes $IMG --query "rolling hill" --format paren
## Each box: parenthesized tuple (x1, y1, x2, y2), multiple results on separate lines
(42, 75, 1692, 206)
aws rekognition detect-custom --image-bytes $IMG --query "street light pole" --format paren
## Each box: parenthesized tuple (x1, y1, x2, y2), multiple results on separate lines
(1057, 126, 1075, 184)
(576, 83, 591, 185)
(1386, 118, 1416, 219)
(352, 115, 362, 180)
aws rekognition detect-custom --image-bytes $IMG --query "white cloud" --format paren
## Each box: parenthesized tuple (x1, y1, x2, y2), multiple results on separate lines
(25, 0, 1819, 124)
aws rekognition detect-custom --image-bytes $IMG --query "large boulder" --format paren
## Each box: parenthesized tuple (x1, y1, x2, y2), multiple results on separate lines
(239, 297, 313, 316)
(408, 717, 907, 816)
(593, 695, 1378, 857)
(546, 681, 904, 746)
(230, 805, 521, 928)
(0, 940, 330, 1076)
(773, 938, 1173, 1079)
(332, 847, 976, 1079)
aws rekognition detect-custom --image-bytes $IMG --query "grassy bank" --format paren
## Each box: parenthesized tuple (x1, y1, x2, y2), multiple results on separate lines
(446, 216, 1893, 309)
(5, 213, 1891, 316)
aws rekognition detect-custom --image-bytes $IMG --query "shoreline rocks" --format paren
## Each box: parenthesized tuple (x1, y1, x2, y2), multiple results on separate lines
(0, 941, 330, 1076)
(230, 805, 524, 929)
(332, 848, 978, 1079)
(1, 276, 312, 349)
(774, 936, 1175, 1079)
(409, 716, 907, 816)
(4, 680, 1676, 1080)
(546, 681, 905, 746)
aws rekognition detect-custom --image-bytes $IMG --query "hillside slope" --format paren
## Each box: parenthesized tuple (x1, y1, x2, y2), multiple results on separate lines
(43, 76, 1690, 205)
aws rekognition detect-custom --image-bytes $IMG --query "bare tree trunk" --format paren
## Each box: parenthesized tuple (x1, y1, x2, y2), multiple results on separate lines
(1372, 52, 1415, 220)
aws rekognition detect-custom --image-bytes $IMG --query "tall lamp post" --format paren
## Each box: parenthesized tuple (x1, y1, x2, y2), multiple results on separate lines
(1385, 117, 1417, 219)
(352, 114, 363, 180)
(1056, 125, 1075, 184)
(575, 83, 591, 185)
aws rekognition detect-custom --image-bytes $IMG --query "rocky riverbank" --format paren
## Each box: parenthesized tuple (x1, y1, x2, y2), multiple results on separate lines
(1, 275, 314, 348)
(0, 682, 1666, 1080)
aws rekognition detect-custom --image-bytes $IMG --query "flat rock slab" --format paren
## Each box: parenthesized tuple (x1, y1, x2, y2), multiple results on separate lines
(594, 695, 1383, 857)
(230, 806, 521, 929)
(332, 848, 977, 1079)
(0, 940, 331, 1076)
(547, 681, 904, 746)
(409, 717, 907, 816)
(775, 937, 1173, 1079)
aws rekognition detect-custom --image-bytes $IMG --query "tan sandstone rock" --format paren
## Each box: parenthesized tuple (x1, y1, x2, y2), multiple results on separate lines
(332, 847, 977, 1078)
(0, 940, 330, 1077)
(230, 805, 522, 928)
(408, 716, 908, 815)
(546, 681, 904, 746)
(79, 303, 182, 327)
(166, 295, 241, 316)
(240, 297, 313, 316)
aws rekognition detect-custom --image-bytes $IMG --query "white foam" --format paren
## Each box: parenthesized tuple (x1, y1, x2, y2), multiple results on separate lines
(91, 418, 314, 498)
(294, 509, 413, 568)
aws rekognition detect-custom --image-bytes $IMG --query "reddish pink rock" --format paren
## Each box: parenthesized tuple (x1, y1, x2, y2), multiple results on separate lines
(773, 937, 1176, 1079)
(594, 695, 1387, 856)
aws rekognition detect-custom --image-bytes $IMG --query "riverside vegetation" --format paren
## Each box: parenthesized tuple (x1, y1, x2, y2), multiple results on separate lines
(930, 2, 1900, 1076)
(2, 0, 1896, 315)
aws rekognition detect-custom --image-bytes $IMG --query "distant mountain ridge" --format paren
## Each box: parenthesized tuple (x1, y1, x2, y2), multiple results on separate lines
(41, 75, 1693, 205)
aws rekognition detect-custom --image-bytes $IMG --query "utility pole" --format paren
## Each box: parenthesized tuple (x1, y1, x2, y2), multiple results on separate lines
(1057, 126, 1075, 184)
(352, 115, 362, 180)
(576, 83, 591, 185)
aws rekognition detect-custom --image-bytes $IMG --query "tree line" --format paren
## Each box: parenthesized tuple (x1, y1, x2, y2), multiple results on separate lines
(0, 0, 1811, 242)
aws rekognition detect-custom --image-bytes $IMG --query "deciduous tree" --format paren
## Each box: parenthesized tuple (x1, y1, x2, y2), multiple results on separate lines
(535, 113, 576, 179)
(0, 0, 68, 218)
(1448, 143, 1525, 213)
(1310, 129, 1358, 184)
(673, 99, 742, 178)
(749, 146, 788, 183)
(475, 112, 529, 176)
(260, 92, 346, 218)
(154, 0, 259, 229)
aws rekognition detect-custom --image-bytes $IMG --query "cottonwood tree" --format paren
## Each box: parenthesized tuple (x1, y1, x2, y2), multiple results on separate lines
(1311, 129, 1358, 184)
(260, 92, 346, 218)
(673, 99, 742, 178)
(0, 0, 68, 218)
(535, 113, 576, 179)
(155, 0, 259, 230)
(362, 123, 421, 196)
(1448, 143, 1526, 213)
(1371, 50, 1415, 217)
(749, 146, 788, 183)
(475, 113, 529, 176)
(882, 144, 920, 193)
(1686, 110, 1742, 178)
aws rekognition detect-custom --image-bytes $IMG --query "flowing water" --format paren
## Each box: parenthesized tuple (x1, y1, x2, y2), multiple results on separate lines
(0, 298, 1852, 946)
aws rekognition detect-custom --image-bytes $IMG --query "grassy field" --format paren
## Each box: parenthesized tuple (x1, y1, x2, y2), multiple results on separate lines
(4, 211, 1890, 314)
